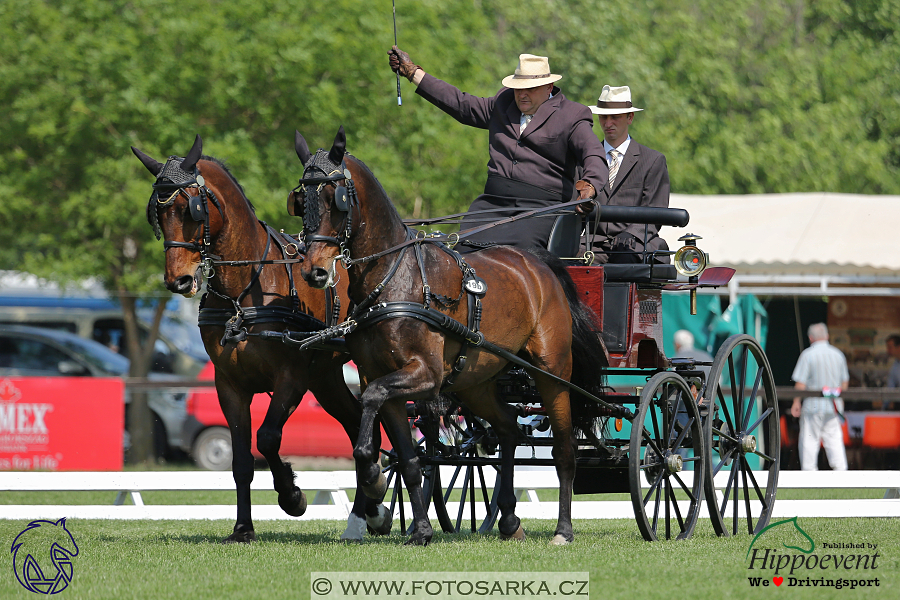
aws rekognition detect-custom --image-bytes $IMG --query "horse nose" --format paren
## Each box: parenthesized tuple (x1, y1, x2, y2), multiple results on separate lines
(305, 266, 330, 289)
(167, 275, 195, 294)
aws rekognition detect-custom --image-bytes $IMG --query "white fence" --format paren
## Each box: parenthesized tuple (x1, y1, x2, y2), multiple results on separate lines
(1, 469, 898, 521)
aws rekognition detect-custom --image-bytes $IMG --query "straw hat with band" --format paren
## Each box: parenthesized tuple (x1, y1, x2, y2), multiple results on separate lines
(501, 54, 563, 89)
(589, 85, 644, 115)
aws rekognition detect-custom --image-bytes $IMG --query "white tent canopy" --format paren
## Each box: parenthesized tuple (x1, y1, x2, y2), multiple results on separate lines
(658, 192, 900, 296)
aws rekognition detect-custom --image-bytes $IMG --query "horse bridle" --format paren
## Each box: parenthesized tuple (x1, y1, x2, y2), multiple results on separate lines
(148, 155, 225, 279)
(291, 150, 358, 255)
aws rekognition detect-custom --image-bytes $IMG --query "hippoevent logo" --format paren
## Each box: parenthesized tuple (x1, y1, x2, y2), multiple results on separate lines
(10, 518, 79, 594)
(746, 517, 881, 590)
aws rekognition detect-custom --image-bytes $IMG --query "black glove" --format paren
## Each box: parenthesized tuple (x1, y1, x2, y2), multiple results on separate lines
(388, 45, 420, 81)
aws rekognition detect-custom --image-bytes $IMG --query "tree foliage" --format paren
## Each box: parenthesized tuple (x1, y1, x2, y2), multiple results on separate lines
(1, 0, 898, 276)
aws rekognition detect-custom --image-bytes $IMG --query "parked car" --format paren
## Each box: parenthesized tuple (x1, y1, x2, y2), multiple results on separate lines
(0, 324, 186, 458)
(0, 292, 207, 377)
(182, 361, 372, 470)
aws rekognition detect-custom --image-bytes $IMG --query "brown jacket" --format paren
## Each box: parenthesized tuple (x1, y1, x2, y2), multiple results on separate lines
(416, 74, 607, 200)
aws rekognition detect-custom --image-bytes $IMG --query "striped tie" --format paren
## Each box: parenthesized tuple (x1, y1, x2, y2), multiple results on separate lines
(608, 149, 621, 189)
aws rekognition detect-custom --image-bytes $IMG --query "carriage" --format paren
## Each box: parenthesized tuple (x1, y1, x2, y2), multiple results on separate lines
(135, 130, 779, 545)
(378, 207, 780, 542)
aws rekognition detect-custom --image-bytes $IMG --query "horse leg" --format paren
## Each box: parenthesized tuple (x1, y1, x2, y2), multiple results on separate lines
(216, 381, 256, 543)
(351, 362, 439, 545)
(308, 363, 392, 541)
(379, 396, 433, 546)
(535, 377, 576, 545)
(457, 387, 524, 540)
(256, 382, 307, 518)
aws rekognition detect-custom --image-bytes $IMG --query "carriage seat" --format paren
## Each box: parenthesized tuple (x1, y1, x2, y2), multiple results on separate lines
(603, 263, 677, 283)
(546, 213, 581, 257)
(547, 214, 678, 282)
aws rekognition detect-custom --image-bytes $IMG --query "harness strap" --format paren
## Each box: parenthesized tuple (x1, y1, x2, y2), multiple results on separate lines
(212, 232, 273, 345)
(199, 306, 325, 330)
(349, 240, 413, 317)
(344, 197, 589, 267)
(339, 301, 632, 419)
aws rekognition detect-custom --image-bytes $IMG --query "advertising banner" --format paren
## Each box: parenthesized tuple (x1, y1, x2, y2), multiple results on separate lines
(0, 377, 123, 471)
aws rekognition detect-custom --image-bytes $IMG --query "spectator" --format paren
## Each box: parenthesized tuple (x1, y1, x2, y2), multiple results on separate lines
(673, 330, 713, 370)
(883, 333, 900, 410)
(790, 323, 849, 471)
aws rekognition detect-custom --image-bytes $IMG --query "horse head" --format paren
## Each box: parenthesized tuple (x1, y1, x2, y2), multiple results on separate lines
(291, 127, 356, 289)
(291, 126, 403, 290)
(132, 135, 250, 297)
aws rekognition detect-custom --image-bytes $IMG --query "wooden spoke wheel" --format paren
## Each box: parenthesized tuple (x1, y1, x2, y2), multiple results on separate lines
(702, 334, 780, 536)
(629, 371, 705, 541)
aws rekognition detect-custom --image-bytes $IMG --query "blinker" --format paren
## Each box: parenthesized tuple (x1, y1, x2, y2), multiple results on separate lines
(189, 193, 207, 222)
(334, 186, 350, 212)
(286, 190, 299, 217)
(334, 163, 351, 212)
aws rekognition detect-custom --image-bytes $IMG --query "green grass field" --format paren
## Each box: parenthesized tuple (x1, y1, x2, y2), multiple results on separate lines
(1, 484, 897, 600)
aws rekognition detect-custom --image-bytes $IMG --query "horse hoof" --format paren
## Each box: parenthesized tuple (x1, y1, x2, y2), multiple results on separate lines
(365, 504, 393, 536)
(341, 513, 366, 542)
(222, 528, 256, 544)
(362, 471, 387, 500)
(549, 534, 571, 546)
(403, 533, 432, 547)
(278, 487, 308, 517)
(498, 525, 526, 541)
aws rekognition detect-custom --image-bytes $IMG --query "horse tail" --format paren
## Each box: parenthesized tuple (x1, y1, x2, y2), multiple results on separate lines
(528, 248, 607, 439)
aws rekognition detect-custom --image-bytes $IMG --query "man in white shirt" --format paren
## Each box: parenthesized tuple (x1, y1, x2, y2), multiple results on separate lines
(790, 323, 849, 470)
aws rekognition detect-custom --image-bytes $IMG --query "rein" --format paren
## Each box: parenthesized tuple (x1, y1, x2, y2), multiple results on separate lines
(339, 197, 593, 267)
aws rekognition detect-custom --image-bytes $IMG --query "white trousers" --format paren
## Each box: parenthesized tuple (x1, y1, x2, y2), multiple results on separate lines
(798, 412, 847, 470)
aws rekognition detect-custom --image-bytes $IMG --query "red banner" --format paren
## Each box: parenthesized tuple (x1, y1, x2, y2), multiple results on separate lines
(0, 377, 124, 471)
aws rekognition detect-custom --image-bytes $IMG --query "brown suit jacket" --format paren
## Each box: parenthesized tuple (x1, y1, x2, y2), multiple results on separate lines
(586, 139, 670, 261)
(416, 74, 607, 200)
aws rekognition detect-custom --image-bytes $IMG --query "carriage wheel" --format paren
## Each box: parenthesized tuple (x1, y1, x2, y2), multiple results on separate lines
(424, 411, 501, 534)
(702, 334, 780, 537)
(382, 410, 500, 535)
(629, 371, 705, 541)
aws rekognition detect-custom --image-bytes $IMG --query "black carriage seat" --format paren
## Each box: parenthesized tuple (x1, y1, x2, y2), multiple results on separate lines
(546, 213, 678, 282)
(603, 263, 677, 283)
(546, 213, 581, 257)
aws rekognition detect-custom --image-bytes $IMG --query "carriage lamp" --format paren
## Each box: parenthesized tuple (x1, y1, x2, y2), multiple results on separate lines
(674, 234, 709, 315)
(674, 234, 708, 278)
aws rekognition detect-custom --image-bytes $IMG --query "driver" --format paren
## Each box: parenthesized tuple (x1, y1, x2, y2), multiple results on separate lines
(388, 47, 606, 252)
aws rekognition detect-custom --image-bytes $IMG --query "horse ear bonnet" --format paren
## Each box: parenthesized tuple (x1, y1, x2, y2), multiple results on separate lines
(147, 156, 198, 239)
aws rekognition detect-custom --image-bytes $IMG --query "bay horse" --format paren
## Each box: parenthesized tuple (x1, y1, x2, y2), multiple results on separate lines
(291, 127, 606, 545)
(131, 135, 391, 543)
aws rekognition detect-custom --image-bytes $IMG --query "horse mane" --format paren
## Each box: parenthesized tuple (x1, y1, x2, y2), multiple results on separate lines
(201, 154, 255, 213)
(346, 154, 394, 214)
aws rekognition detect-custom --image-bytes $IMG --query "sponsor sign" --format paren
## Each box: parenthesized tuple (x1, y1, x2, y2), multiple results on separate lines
(0, 377, 123, 471)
